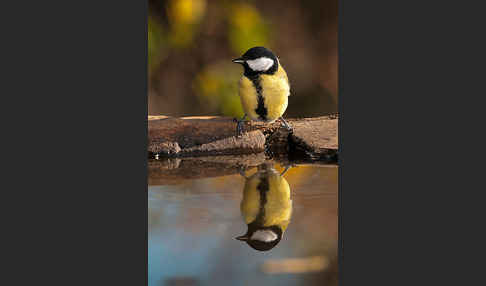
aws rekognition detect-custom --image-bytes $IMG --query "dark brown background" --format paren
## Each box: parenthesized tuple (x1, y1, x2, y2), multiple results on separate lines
(149, 0, 338, 118)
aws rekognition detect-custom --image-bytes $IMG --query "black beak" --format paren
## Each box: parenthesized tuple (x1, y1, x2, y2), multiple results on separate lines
(235, 235, 249, 241)
(232, 58, 244, 64)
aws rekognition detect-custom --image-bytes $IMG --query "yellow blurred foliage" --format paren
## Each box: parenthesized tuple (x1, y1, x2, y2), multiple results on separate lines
(193, 62, 244, 118)
(167, 0, 206, 24)
(227, 2, 270, 55)
(166, 0, 207, 48)
(230, 2, 261, 29)
(148, 16, 167, 74)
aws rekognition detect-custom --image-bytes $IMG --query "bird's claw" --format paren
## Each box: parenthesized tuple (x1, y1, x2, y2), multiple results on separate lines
(283, 124, 293, 132)
(237, 165, 248, 178)
(235, 119, 244, 137)
(279, 117, 293, 132)
(280, 164, 294, 176)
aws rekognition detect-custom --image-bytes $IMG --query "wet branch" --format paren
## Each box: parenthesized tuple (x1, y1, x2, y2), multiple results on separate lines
(148, 114, 338, 162)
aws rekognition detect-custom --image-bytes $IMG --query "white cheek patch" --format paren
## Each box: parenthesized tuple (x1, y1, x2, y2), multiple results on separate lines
(251, 230, 278, 242)
(247, 57, 274, 72)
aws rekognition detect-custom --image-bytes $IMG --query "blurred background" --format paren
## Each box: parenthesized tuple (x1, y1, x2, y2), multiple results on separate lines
(148, 0, 338, 118)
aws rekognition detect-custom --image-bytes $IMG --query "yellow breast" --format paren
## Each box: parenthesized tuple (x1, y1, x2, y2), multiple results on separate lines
(238, 76, 259, 121)
(260, 66, 290, 122)
(238, 65, 290, 122)
(240, 170, 292, 230)
(262, 173, 292, 230)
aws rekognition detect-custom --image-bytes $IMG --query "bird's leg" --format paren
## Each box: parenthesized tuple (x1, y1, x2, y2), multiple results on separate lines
(238, 166, 248, 179)
(279, 116, 293, 131)
(280, 165, 292, 176)
(234, 114, 247, 137)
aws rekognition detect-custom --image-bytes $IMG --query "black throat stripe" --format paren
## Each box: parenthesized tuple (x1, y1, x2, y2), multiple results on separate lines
(246, 75, 267, 121)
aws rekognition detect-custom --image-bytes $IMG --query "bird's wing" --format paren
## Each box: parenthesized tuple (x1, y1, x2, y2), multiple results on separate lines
(278, 65, 291, 96)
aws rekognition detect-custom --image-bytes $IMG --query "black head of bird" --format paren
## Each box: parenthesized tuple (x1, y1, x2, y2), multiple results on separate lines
(236, 225, 283, 252)
(232, 46, 279, 77)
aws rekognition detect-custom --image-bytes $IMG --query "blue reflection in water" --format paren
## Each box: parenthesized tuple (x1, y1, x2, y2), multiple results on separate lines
(148, 163, 338, 286)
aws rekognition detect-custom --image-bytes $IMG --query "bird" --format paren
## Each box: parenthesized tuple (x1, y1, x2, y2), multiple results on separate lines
(236, 163, 292, 251)
(232, 46, 291, 136)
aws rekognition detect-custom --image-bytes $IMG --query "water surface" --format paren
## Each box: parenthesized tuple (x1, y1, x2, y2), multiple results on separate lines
(149, 160, 338, 286)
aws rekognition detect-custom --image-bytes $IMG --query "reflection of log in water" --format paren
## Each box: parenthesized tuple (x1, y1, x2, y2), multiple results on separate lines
(148, 154, 266, 185)
(148, 155, 337, 185)
(148, 115, 338, 162)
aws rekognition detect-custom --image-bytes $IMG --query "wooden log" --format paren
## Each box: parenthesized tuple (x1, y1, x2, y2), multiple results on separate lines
(148, 114, 338, 162)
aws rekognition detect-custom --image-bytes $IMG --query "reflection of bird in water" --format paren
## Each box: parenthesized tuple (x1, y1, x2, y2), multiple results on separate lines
(236, 163, 292, 251)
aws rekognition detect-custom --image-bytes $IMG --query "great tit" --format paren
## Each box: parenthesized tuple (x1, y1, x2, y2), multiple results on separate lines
(232, 47, 291, 135)
(236, 163, 292, 251)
